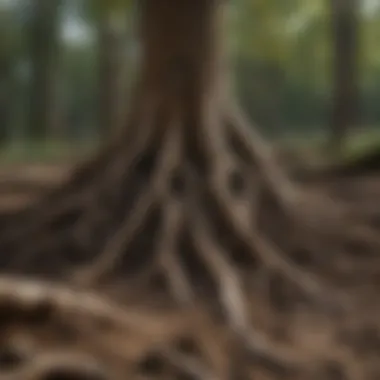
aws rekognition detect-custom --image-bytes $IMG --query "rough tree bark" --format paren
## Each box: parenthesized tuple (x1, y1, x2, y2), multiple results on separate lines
(0, 0, 372, 370)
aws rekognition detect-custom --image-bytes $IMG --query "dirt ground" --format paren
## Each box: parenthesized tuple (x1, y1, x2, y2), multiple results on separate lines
(0, 162, 71, 211)
(1, 156, 378, 211)
(1, 158, 380, 379)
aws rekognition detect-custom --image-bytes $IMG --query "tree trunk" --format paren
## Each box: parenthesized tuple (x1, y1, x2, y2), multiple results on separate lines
(0, 57, 11, 146)
(27, 0, 62, 142)
(97, 11, 127, 137)
(0, 0, 363, 372)
(329, 0, 360, 151)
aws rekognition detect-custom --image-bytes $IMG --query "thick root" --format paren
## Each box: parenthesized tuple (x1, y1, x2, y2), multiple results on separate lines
(0, 276, 303, 380)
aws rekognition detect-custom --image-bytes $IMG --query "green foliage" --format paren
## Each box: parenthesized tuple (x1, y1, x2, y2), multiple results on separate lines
(0, 3, 24, 63)
(231, 0, 331, 88)
(362, 5, 380, 83)
(84, 0, 132, 29)
(93, 0, 131, 12)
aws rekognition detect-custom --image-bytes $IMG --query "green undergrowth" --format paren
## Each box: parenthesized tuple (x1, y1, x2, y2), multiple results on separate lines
(278, 127, 380, 169)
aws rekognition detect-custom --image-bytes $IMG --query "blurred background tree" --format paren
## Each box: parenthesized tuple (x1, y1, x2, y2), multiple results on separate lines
(329, 0, 360, 152)
(27, 0, 63, 141)
(0, 0, 379, 160)
(87, 0, 132, 137)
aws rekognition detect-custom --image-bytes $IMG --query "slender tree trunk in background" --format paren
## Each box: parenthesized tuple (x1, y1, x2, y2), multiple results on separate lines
(329, 0, 360, 152)
(27, 0, 62, 142)
(97, 12, 127, 137)
(0, 16, 15, 147)
(0, 58, 11, 146)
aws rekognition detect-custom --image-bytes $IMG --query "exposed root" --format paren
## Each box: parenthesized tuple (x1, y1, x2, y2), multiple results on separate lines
(0, 276, 314, 380)
(4, 352, 106, 380)
(0, 277, 225, 379)
(211, 173, 335, 306)
(158, 199, 194, 304)
(192, 212, 247, 329)
(73, 187, 158, 285)
(225, 103, 299, 211)
(161, 346, 221, 380)
(188, 201, 306, 372)
(0, 275, 176, 336)
(3, 0, 380, 378)
(0, 26, 374, 378)
(74, 111, 183, 285)
(0, 98, 362, 355)
(72, 96, 160, 239)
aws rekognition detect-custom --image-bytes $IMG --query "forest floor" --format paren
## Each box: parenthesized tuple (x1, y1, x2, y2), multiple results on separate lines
(1, 139, 379, 210)
(2, 142, 380, 378)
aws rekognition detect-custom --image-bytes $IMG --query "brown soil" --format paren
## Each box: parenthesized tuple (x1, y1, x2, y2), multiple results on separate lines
(0, 163, 71, 211)
(0, 159, 380, 379)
